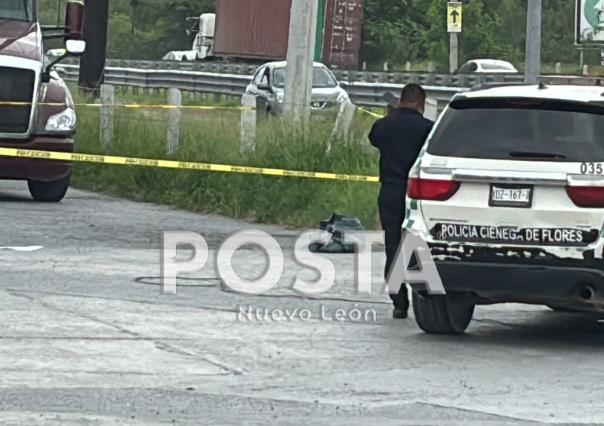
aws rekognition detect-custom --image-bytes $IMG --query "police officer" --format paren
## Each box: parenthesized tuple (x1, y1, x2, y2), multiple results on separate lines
(369, 84, 434, 319)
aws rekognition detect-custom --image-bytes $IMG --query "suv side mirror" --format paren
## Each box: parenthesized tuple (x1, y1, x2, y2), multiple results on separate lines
(64, 0, 85, 55)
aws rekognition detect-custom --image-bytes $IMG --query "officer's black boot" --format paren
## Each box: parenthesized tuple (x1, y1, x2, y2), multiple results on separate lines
(390, 284, 409, 319)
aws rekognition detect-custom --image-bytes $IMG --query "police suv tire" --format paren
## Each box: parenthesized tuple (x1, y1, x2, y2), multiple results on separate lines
(412, 291, 474, 335)
(28, 174, 70, 202)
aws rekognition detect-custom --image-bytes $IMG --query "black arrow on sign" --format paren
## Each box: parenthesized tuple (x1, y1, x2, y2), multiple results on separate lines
(451, 10, 459, 24)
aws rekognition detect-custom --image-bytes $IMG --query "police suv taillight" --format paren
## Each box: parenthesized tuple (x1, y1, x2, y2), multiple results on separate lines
(407, 178, 460, 201)
(566, 186, 604, 208)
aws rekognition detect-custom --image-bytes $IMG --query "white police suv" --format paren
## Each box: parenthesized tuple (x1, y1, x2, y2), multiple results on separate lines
(406, 84, 604, 334)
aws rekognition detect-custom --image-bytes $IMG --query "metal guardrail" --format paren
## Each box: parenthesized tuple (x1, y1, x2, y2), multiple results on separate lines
(62, 58, 262, 77)
(63, 58, 604, 86)
(56, 64, 463, 108)
(58, 65, 253, 97)
(342, 81, 464, 108)
(56, 63, 604, 110)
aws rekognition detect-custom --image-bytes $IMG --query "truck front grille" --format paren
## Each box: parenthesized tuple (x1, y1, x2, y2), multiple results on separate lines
(0, 67, 35, 135)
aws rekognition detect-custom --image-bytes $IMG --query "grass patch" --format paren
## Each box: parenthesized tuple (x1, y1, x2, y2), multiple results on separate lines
(72, 104, 381, 229)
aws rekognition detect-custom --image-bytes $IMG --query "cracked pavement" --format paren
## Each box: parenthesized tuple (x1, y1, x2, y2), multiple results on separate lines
(0, 181, 603, 425)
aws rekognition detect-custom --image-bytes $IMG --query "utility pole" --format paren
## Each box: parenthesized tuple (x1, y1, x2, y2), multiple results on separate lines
(79, 0, 109, 94)
(283, 0, 319, 124)
(524, 0, 542, 84)
(449, 33, 458, 74)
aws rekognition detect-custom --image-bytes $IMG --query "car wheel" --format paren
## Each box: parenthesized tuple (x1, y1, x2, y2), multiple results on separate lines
(412, 290, 475, 335)
(28, 174, 70, 202)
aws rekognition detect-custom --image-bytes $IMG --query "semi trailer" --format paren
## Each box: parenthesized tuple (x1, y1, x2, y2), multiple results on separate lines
(163, 0, 363, 69)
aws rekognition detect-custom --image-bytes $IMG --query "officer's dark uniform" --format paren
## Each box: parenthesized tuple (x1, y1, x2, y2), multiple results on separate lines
(369, 107, 433, 311)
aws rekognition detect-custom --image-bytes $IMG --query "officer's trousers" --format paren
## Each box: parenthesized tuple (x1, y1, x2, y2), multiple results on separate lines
(378, 183, 409, 311)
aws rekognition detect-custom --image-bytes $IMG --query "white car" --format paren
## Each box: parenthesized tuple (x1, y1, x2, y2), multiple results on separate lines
(245, 61, 351, 116)
(406, 84, 604, 334)
(458, 59, 518, 74)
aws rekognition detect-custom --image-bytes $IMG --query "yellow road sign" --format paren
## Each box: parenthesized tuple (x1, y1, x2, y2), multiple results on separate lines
(447, 2, 462, 33)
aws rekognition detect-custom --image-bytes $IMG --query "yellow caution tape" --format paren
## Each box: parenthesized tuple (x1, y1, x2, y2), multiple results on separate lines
(358, 107, 384, 119)
(0, 147, 379, 183)
(0, 101, 251, 111)
(1, 102, 382, 115)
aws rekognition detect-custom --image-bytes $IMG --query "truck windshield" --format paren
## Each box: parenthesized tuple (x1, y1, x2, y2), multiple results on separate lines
(0, 0, 33, 22)
(428, 98, 604, 162)
(273, 66, 338, 89)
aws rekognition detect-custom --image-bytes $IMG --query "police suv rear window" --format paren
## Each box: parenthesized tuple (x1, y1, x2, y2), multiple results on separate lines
(427, 98, 604, 162)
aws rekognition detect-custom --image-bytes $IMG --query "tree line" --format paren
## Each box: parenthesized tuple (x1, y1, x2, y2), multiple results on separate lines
(40, 0, 590, 70)
(363, 0, 583, 70)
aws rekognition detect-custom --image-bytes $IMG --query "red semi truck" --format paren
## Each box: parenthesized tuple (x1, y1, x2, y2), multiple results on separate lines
(0, 0, 85, 201)
(166, 0, 363, 69)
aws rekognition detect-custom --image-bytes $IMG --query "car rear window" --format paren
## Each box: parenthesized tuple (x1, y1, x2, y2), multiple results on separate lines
(428, 97, 604, 162)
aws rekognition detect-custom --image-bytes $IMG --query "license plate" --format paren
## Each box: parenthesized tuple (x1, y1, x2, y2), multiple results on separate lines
(489, 185, 533, 207)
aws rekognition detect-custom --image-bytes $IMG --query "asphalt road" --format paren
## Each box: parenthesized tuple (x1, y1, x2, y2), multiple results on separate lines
(0, 180, 603, 425)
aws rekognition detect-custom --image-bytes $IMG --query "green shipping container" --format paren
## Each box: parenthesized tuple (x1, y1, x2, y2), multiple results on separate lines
(315, 0, 325, 62)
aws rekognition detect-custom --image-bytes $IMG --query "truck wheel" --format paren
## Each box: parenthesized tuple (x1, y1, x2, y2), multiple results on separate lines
(28, 174, 70, 202)
(412, 291, 474, 335)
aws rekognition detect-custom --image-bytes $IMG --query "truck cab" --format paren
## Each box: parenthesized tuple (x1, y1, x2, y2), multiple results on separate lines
(163, 13, 215, 62)
(0, 0, 84, 201)
(192, 13, 215, 59)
